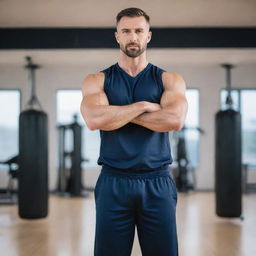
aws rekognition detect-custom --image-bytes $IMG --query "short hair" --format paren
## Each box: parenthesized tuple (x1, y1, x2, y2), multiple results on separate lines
(116, 7, 150, 25)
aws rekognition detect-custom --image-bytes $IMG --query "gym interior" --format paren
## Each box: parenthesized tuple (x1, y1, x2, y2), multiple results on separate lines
(0, 1, 256, 256)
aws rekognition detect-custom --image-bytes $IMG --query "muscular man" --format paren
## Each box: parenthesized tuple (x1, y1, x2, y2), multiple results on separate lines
(80, 7, 188, 256)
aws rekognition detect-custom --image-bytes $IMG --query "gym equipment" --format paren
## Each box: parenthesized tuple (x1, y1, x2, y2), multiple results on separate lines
(0, 155, 18, 204)
(55, 114, 89, 197)
(242, 164, 256, 193)
(215, 64, 242, 218)
(18, 56, 48, 219)
(172, 126, 204, 192)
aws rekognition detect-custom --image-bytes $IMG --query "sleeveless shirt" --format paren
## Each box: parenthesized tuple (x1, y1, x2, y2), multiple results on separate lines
(97, 62, 172, 171)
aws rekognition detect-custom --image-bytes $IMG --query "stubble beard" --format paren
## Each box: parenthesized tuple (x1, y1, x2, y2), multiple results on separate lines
(120, 42, 147, 58)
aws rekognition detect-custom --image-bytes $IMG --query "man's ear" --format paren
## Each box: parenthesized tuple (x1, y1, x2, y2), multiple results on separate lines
(115, 31, 119, 43)
(147, 31, 152, 43)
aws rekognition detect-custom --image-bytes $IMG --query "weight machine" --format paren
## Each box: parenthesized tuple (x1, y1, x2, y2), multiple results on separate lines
(55, 114, 89, 197)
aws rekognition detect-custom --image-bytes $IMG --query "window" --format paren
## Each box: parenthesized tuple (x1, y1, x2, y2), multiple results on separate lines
(221, 89, 256, 165)
(56, 90, 100, 169)
(170, 89, 200, 168)
(220, 90, 239, 111)
(184, 89, 200, 168)
(57, 89, 201, 169)
(0, 90, 20, 171)
(185, 89, 200, 168)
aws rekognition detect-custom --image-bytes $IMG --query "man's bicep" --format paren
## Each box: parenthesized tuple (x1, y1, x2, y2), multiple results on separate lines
(160, 90, 187, 109)
(160, 72, 187, 108)
(81, 73, 109, 108)
(83, 91, 109, 108)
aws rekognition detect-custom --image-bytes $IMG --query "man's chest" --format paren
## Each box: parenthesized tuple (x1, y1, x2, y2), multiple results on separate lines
(104, 74, 163, 105)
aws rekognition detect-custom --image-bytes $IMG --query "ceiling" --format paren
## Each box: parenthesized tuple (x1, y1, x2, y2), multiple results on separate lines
(0, 0, 256, 27)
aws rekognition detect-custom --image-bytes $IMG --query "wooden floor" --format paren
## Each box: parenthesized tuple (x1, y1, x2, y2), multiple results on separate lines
(0, 192, 255, 256)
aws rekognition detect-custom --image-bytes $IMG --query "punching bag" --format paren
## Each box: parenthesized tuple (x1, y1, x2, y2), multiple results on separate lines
(19, 110, 48, 218)
(215, 64, 242, 218)
(18, 56, 48, 219)
(215, 109, 242, 217)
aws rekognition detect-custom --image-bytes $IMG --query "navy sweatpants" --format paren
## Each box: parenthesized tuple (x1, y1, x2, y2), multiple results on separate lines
(94, 165, 178, 256)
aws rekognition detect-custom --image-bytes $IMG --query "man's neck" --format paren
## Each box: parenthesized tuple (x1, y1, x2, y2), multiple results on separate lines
(118, 53, 149, 77)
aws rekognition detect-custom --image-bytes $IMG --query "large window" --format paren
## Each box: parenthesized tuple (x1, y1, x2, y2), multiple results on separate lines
(185, 89, 200, 168)
(56, 90, 100, 169)
(57, 89, 200, 169)
(221, 89, 256, 165)
(0, 90, 20, 171)
(170, 89, 200, 168)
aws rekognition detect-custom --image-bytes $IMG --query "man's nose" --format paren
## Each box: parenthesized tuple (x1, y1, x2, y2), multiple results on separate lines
(129, 32, 138, 41)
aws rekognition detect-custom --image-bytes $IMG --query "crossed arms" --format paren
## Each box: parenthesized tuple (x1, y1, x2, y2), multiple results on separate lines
(80, 71, 188, 132)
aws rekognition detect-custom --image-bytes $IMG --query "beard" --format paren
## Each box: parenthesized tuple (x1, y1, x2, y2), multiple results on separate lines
(120, 42, 147, 58)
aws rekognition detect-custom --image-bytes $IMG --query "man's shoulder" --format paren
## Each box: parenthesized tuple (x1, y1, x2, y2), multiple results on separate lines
(162, 71, 184, 80)
(82, 63, 117, 87)
(84, 72, 104, 81)
(162, 71, 186, 90)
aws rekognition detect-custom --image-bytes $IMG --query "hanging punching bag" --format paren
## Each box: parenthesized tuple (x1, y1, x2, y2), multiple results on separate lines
(18, 56, 48, 219)
(215, 64, 242, 218)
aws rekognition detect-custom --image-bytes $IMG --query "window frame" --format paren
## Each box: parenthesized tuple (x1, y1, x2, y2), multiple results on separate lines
(171, 88, 201, 169)
(186, 88, 200, 169)
(0, 88, 22, 170)
(220, 87, 256, 166)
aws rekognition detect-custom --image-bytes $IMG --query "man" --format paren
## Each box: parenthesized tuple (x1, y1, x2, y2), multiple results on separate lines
(80, 7, 188, 256)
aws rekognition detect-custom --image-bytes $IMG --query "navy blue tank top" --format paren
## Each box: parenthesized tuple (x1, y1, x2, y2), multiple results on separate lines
(97, 62, 172, 171)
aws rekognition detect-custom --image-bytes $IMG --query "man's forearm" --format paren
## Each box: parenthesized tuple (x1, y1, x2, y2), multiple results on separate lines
(131, 106, 181, 132)
(83, 101, 147, 131)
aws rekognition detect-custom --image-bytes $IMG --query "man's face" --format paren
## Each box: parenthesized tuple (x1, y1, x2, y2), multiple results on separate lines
(115, 16, 152, 58)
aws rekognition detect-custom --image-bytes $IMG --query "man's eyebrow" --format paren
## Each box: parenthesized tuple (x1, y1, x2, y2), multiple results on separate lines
(120, 28, 144, 31)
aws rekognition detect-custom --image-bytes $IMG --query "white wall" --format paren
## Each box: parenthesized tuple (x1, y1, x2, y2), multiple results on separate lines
(0, 53, 256, 190)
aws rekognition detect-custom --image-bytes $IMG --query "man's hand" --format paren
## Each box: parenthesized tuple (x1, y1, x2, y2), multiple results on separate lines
(145, 102, 162, 113)
(131, 72, 188, 132)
